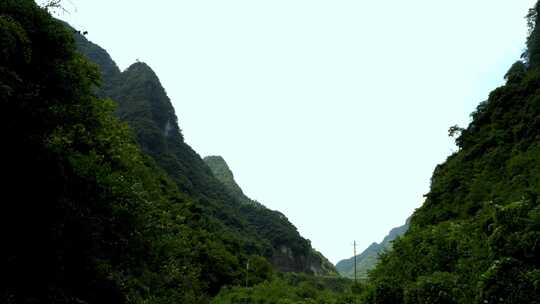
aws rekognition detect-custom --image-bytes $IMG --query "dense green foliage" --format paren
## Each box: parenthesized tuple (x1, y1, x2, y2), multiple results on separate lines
(0, 1, 331, 303)
(4, 0, 540, 303)
(527, 2, 540, 69)
(359, 6, 540, 303)
(336, 220, 409, 279)
(0, 1, 204, 302)
(0, 1, 135, 301)
(211, 273, 362, 304)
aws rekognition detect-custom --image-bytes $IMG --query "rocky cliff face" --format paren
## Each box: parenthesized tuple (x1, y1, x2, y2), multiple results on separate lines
(271, 246, 335, 275)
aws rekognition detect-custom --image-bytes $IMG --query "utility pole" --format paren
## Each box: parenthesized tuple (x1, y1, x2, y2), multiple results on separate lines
(353, 240, 357, 283)
(245, 260, 249, 288)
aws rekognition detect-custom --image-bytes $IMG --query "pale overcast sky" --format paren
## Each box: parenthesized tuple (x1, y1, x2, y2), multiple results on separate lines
(53, 0, 536, 264)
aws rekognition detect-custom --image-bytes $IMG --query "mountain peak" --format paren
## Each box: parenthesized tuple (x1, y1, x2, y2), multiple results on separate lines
(204, 155, 245, 200)
(204, 155, 226, 163)
(122, 61, 161, 84)
(126, 61, 152, 72)
(74, 25, 338, 278)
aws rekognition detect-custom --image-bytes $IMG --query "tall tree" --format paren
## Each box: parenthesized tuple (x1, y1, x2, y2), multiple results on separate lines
(526, 2, 540, 68)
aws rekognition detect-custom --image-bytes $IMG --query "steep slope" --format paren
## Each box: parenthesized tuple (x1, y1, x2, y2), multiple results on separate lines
(203, 155, 247, 202)
(71, 39, 227, 200)
(72, 30, 120, 92)
(3, 3, 335, 302)
(1, 2, 226, 302)
(73, 29, 336, 276)
(204, 155, 337, 275)
(362, 3, 540, 303)
(335, 220, 409, 279)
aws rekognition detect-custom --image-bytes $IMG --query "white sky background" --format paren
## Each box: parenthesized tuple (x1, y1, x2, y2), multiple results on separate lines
(52, 0, 536, 264)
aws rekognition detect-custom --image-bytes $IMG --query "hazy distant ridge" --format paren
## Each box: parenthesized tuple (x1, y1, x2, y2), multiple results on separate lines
(335, 219, 409, 279)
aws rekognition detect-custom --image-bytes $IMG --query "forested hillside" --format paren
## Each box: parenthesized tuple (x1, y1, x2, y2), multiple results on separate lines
(358, 4, 540, 303)
(204, 2, 540, 303)
(72, 27, 335, 278)
(0, 1, 211, 302)
(204, 155, 336, 275)
(0, 1, 335, 303)
(204, 156, 248, 202)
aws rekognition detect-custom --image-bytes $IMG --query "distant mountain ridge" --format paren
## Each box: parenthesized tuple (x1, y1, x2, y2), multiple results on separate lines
(72, 27, 336, 277)
(336, 219, 409, 279)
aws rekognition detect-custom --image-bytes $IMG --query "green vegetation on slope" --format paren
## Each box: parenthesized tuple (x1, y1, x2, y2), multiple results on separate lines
(358, 4, 540, 303)
(204, 155, 337, 275)
(204, 156, 248, 203)
(0, 2, 330, 303)
(73, 26, 337, 278)
(335, 219, 409, 279)
(0, 1, 215, 302)
(207, 2, 540, 302)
